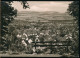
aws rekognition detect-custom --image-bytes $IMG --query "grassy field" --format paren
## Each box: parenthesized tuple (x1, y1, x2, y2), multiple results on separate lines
(0, 54, 62, 57)
(0, 53, 78, 57)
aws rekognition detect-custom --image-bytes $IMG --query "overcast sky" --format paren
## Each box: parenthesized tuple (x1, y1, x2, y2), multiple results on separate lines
(12, 1, 73, 13)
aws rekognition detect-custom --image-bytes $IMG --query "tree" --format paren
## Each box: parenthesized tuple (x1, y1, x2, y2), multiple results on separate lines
(67, 1, 79, 22)
(67, 1, 79, 55)
(0, 1, 29, 51)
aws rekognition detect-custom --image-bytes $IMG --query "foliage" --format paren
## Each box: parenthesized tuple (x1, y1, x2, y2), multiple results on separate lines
(67, 1, 79, 21)
(67, 1, 79, 55)
(1, 1, 29, 51)
(8, 20, 75, 54)
(0, 1, 79, 56)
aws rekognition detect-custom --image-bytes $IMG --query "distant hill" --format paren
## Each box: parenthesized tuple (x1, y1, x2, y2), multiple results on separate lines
(14, 11, 74, 22)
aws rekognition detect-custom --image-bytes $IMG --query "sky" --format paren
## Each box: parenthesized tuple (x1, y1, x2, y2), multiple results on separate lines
(12, 1, 73, 13)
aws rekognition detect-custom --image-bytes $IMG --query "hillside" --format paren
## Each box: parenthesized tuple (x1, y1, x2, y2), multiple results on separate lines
(14, 11, 74, 22)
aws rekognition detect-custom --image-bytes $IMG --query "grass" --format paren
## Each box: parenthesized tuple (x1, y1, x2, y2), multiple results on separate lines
(0, 54, 62, 57)
(0, 53, 79, 57)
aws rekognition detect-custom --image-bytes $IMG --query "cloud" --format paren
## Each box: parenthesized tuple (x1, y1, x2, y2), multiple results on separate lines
(12, 1, 73, 13)
(28, 5, 50, 11)
(12, 2, 23, 11)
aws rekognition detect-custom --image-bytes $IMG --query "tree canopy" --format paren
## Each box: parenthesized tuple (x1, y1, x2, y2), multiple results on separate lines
(67, 1, 79, 55)
(67, 1, 79, 21)
(1, 1, 29, 51)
